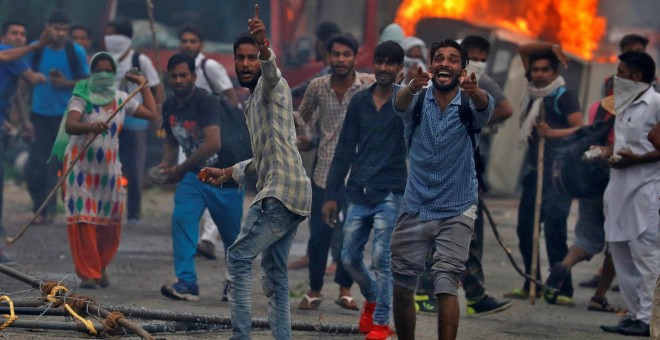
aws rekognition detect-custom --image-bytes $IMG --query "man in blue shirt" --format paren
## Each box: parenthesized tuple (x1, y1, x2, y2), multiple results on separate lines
(25, 11, 89, 225)
(391, 39, 493, 340)
(322, 41, 407, 339)
(0, 20, 50, 264)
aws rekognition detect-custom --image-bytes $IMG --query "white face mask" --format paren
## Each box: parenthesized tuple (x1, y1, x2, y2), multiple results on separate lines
(103, 34, 132, 58)
(613, 76, 650, 114)
(466, 61, 486, 79)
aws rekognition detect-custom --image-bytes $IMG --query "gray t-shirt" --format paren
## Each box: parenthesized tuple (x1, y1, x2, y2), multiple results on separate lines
(478, 74, 506, 105)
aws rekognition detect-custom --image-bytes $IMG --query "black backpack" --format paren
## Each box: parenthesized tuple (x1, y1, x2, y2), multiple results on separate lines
(32, 40, 85, 79)
(215, 97, 253, 167)
(551, 105, 614, 198)
(410, 88, 488, 192)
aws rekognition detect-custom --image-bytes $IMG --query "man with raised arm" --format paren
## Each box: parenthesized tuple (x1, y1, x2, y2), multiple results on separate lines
(199, 5, 312, 340)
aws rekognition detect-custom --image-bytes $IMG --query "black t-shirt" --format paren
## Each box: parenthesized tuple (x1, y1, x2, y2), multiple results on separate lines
(526, 87, 581, 165)
(162, 87, 222, 171)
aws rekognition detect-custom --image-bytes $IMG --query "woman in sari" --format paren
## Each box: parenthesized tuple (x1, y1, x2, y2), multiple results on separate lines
(59, 52, 157, 288)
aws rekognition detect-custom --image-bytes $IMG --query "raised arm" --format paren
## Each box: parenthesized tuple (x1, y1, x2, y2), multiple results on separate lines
(394, 66, 430, 112)
(0, 29, 51, 62)
(519, 42, 568, 72)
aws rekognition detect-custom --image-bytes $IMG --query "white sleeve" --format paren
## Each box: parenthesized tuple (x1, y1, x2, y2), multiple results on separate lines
(119, 92, 141, 116)
(139, 54, 161, 86)
(204, 59, 233, 92)
(67, 96, 86, 113)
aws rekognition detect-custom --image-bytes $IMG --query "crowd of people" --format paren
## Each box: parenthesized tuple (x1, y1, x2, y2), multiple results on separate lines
(0, 4, 659, 340)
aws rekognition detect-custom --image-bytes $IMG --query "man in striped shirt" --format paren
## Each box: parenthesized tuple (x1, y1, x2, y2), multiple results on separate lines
(200, 5, 311, 340)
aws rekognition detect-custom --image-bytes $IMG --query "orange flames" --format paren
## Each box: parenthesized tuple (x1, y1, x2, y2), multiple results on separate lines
(394, 0, 606, 60)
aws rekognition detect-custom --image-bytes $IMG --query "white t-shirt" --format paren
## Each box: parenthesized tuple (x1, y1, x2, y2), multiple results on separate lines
(194, 53, 233, 94)
(115, 50, 161, 103)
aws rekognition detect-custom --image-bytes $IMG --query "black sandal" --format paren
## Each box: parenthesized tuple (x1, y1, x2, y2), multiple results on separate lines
(587, 296, 621, 313)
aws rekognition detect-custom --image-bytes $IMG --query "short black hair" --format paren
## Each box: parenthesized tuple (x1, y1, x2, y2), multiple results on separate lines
(619, 34, 649, 52)
(374, 41, 404, 64)
(2, 20, 26, 35)
(461, 35, 490, 54)
(619, 51, 656, 84)
(90, 53, 117, 73)
(430, 39, 468, 68)
(528, 49, 560, 72)
(233, 34, 257, 55)
(48, 11, 69, 25)
(71, 24, 91, 38)
(179, 23, 204, 41)
(315, 21, 341, 42)
(325, 33, 359, 55)
(108, 18, 133, 38)
(167, 53, 195, 73)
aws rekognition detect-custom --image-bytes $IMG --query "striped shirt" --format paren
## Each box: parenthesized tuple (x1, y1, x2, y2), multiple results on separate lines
(393, 85, 494, 221)
(231, 49, 312, 216)
(299, 72, 375, 188)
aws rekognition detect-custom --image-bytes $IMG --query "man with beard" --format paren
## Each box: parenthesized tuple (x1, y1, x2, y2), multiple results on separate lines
(391, 39, 493, 340)
(597, 51, 660, 337)
(198, 5, 311, 338)
(295, 32, 374, 311)
(158, 53, 242, 302)
(321, 41, 406, 339)
(105, 18, 164, 225)
(509, 43, 583, 305)
(25, 11, 89, 225)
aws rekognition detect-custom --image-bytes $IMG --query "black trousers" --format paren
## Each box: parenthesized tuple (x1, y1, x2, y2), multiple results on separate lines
(25, 113, 62, 217)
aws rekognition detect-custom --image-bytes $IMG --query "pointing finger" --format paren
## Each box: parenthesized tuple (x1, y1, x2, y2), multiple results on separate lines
(254, 4, 260, 19)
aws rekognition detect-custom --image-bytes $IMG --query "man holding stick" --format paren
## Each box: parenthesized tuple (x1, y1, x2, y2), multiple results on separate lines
(508, 43, 582, 304)
(199, 5, 311, 339)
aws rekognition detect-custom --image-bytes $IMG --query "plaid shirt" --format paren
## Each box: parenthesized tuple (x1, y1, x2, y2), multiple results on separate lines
(299, 72, 375, 188)
(232, 49, 312, 216)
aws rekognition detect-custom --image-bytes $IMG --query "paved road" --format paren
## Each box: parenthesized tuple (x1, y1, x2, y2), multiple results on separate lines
(0, 183, 629, 339)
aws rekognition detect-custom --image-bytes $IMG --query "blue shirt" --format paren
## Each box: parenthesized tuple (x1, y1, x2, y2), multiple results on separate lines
(29, 42, 89, 116)
(392, 85, 494, 221)
(325, 84, 407, 206)
(0, 44, 29, 123)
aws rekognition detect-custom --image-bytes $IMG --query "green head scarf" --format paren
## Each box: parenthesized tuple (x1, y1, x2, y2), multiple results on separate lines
(51, 52, 118, 162)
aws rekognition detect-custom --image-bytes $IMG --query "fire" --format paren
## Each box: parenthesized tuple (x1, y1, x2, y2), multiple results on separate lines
(394, 0, 606, 60)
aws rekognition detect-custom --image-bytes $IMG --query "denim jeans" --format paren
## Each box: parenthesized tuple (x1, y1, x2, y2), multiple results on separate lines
(172, 172, 244, 282)
(341, 192, 402, 325)
(25, 113, 62, 216)
(118, 129, 147, 220)
(228, 197, 305, 340)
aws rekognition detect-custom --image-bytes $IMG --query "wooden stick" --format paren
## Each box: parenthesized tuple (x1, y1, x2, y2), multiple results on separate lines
(529, 105, 546, 304)
(6, 81, 148, 245)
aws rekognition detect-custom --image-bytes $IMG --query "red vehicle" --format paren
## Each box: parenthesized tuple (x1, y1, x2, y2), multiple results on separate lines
(109, 0, 394, 89)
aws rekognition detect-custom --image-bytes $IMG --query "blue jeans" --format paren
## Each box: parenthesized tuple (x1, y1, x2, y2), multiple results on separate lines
(228, 197, 305, 340)
(342, 193, 402, 325)
(171, 172, 244, 282)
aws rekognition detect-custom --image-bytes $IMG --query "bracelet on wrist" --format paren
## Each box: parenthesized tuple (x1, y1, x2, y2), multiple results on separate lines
(256, 38, 270, 48)
(407, 79, 421, 96)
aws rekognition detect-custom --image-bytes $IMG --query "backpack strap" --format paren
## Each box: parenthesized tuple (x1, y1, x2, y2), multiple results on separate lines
(408, 87, 427, 147)
(458, 91, 487, 192)
(64, 40, 84, 80)
(131, 51, 141, 71)
(200, 57, 217, 95)
(31, 46, 44, 71)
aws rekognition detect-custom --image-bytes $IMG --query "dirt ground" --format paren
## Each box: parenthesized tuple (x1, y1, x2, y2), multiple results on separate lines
(0, 180, 631, 339)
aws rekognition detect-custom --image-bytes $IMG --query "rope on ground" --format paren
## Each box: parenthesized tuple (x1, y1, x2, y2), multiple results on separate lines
(0, 296, 17, 330)
(103, 311, 126, 335)
(45, 285, 97, 335)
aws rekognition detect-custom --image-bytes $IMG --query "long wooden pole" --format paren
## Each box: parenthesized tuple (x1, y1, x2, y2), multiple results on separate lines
(529, 105, 546, 304)
(5, 81, 148, 245)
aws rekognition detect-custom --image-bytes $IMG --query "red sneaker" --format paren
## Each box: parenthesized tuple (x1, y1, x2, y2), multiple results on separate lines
(359, 301, 376, 333)
(366, 324, 395, 340)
